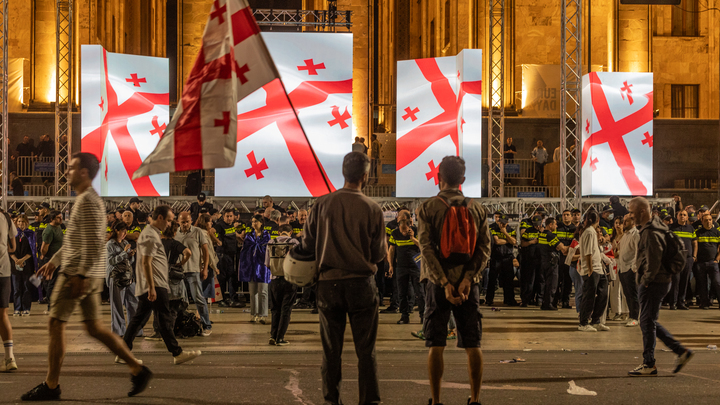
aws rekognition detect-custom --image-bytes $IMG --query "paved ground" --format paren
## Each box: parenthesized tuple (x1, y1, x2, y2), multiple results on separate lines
(2, 302, 720, 404)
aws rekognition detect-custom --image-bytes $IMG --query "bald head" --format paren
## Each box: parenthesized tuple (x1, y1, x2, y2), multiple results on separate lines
(178, 212, 193, 232)
(628, 197, 651, 227)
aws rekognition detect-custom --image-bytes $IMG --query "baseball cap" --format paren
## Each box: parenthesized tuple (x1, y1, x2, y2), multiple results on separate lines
(498, 214, 509, 225)
(40, 202, 51, 209)
(531, 215, 543, 225)
(698, 205, 709, 212)
(602, 205, 614, 213)
(129, 197, 142, 204)
(536, 206, 547, 213)
(197, 192, 206, 201)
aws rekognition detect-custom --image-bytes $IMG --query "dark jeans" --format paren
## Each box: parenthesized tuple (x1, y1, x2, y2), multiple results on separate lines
(618, 271, 640, 320)
(124, 288, 182, 357)
(542, 262, 558, 308)
(397, 267, 424, 316)
(695, 261, 720, 307)
(269, 277, 297, 341)
(534, 162, 546, 185)
(520, 252, 540, 305)
(556, 262, 572, 304)
(317, 276, 380, 405)
(216, 253, 238, 302)
(12, 271, 34, 312)
(638, 282, 686, 367)
(487, 256, 516, 304)
(579, 272, 608, 326)
(669, 257, 693, 306)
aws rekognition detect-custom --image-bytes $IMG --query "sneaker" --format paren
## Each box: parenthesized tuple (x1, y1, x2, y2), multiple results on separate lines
(5, 357, 18, 371)
(128, 365, 153, 397)
(578, 324, 597, 332)
(276, 339, 290, 346)
(626, 319, 639, 327)
(562, 302, 572, 309)
(21, 382, 61, 401)
(611, 314, 624, 321)
(628, 364, 657, 376)
(145, 332, 162, 341)
(673, 349, 694, 373)
(447, 330, 457, 340)
(201, 329, 212, 337)
(231, 301, 246, 308)
(114, 356, 143, 365)
(411, 330, 426, 340)
(13, 310, 20, 317)
(259, 316, 267, 325)
(173, 350, 201, 365)
(269, 338, 276, 345)
(218, 300, 231, 308)
(593, 323, 610, 331)
(677, 304, 689, 310)
(21, 311, 30, 317)
(250, 316, 258, 323)
(467, 398, 482, 405)
(397, 315, 410, 324)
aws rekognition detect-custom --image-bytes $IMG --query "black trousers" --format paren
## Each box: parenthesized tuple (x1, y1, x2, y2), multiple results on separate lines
(520, 252, 539, 305)
(317, 276, 380, 405)
(542, 262, 558, 308)
(639, 282, 686, 367)
(618, 271, 640, 320)
(269, 277, 297, 341)
(534, 162, 546, 185)
(555, 261, 572, 304)
(216, 253, 238, 302)
(668, 257, 693, 306)
(396, 267, 424, 316)
(124, 288, 182, 357)
(579, 272, 608, 326)
(696, 261, 720, 307)
(487, 256, 515, 304)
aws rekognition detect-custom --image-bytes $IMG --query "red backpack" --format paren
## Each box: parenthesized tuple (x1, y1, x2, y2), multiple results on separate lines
(434, 196, 477, 265)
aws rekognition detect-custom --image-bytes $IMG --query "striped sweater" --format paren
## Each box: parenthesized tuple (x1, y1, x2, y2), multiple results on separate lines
(49, 187, 107, 278)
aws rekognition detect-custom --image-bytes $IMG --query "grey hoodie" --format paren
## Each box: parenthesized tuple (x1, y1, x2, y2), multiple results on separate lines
(636, 216, 673, 286)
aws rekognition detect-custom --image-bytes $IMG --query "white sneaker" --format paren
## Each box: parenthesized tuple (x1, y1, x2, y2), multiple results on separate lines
(114, 355, 143, 365)
(13, 311, 20, 317)
(578, 324, 597, 332)
(593, 323, 610, 331)
(250, 316, 258, 323)
(259, 316, 267, 325)
(201, 329, 212, 337)
(626, 319, 639, 327)
(21, 310, 30, 317)
(5, 358, 18, 371)
(628, 364, 657, 376)
(174, 350, 201, 365)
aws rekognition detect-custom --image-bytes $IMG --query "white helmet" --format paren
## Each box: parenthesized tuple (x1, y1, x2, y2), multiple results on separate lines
(283, 245, 318, 287)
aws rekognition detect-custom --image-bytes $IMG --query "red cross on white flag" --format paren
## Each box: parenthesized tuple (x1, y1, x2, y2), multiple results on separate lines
(81, 45, 170, 196)
(133, 0, 279, 179)
(581, 72, 653, 196)
(395, 49, 483, 197)
(215, 32, 352, 197)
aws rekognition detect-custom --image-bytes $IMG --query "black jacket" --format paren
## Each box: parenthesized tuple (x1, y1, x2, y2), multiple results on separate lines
(636, 216, 673, 286)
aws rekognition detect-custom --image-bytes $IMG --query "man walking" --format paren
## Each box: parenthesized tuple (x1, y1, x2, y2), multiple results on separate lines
(22, 153, 152, 401)
(302, 152, 387, 405)
(418, 156, 491, 405)
(627, 197, 693, 376)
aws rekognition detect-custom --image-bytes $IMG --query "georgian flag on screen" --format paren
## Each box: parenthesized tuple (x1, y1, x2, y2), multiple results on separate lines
(215, 32, 353, 197)
(581, 72, 653, 196)
(81, 45, 170, 196)
(395, 49, 483, 198)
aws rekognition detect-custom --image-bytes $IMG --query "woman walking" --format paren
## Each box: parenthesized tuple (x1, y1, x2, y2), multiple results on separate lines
(239, 215, 271, 324)
(106, 222, 141, 338)
(578, 211, 610, 332)
(11, 215, 37, 316)
(609, 217, 628, 321)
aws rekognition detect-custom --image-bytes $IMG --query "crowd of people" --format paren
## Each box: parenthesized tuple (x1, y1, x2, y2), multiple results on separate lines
(0, 150, 706, 403)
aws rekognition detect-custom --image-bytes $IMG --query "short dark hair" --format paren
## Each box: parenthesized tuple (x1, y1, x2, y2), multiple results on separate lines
(72, 152, 100, 180)
(223, 208, 234, 215)
(342, 152, 370, 183)
(545, 217, 556, 226)
(584, 211, 599, 227)
(136, 212, 148, 222)
(562, 209, 571, 214)
(609, 196, 620, 204)
(278, 224, 293, 234)
(252, 214, 264, 223)
(438, 156, 465, 187)
(151, 205, 172, 220)
(109, 221, 128, 240)
(163, 221, 179, 238)
(49, 210, 62, 220)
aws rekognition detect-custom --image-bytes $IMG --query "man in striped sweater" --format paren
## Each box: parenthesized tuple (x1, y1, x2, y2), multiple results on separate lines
(22, 153, 153, 401)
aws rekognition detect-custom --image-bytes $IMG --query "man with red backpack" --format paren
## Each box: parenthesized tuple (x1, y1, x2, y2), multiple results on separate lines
(417, 156, 491, 405)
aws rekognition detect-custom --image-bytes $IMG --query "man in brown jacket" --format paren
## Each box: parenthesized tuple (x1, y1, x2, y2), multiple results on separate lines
(418, 156, 491, 405)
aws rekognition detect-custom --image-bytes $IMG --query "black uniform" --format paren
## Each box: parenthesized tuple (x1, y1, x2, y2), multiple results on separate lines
(389, 227, 424, 318)
(538, 230, 561, 309)
(190, 202, 214, 223)
(520, 226, 542, 306)
(487, 223, 517, 305)
(669, 223, 696, 307)
(694, 226, 720, 308)
(554, 222, 576, 306)
(214, 220, 239, 303)
(599, 217, 614, 237)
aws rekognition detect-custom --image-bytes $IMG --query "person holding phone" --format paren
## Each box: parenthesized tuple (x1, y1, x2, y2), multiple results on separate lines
(106, 221, 140, 339)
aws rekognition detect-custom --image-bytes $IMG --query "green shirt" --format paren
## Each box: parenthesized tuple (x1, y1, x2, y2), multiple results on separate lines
(42, 223, 64, 260)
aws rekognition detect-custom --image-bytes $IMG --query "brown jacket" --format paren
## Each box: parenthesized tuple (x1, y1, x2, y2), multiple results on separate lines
(418, 188, 491, 286)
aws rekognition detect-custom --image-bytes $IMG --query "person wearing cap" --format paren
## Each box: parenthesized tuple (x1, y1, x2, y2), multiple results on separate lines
(599, 206, 615, 240)
(555, 210, 577, 308)
(609, 196, 629, 219)
(539, 217, 569, 310)
(29, 202, 51, 252)
(669, 210, 697, 311)
(691, 206, 716, 230)
(520, 215, 543, 307)
(189, 193, 213, 223)
(487, 213, 518, 306)
(127, 197, 142, 218)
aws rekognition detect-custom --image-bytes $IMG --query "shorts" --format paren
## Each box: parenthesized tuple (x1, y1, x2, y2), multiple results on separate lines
(423, 282, 483, 348)
(49, 274, 105, 322)
(0, 277, 10, 308)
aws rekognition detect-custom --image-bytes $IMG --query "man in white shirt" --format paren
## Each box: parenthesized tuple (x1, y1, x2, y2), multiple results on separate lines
(175, 212, 211, 335)
(0, 210, 18, 372)
(577, 211, 609, 332)
(616, 214, 640, 326)
(531, 140, 549, 186)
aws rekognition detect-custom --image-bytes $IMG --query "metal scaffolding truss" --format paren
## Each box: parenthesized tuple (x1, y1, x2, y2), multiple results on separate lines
(55, 0, 73, 196)
(559, 0, 582, 210)
(487, 0, 505, 198)
(252, 9, 352, 30)
(0, 1, 7, 210)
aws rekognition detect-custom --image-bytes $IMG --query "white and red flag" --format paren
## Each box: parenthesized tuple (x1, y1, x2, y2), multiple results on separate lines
(395, 49, 483, 198)
(133, 0, 278, 179)
(81, 45, 170, 196)
(215, 32, 352, 197)
(581, 72, 653, 196)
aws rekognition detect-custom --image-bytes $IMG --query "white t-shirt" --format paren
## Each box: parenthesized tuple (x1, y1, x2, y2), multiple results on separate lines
(578, 226, 604, 276)
(0, 215, 18, 277)
(135, 224, 169, 296)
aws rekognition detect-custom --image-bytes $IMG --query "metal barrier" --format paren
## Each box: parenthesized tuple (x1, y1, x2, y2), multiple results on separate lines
(363, 184, 395, 198)
(506, 185, 560, 198)
(500, 159, 536, 180)
(15, 156, 56, 178)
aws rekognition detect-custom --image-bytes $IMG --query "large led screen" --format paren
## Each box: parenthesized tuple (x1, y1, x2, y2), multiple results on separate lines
(396, 49, 483, 198)
(81, 45, 170, 196)
(581, 72, 653, 196)
(215, 32, 353, 197)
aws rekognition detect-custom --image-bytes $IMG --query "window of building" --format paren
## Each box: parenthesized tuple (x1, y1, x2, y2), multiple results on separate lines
(671, 84, 699, 118)
(443, 0, 451, 50)
(672, 0, 698, 36)
(430, 19, 435, 57)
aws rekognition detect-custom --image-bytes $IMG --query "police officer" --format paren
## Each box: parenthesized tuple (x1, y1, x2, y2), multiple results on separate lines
(669, 210, 697, 310)
(214, 208, 245, 308)
(487, 213, 517, 306)
(520, 215, 543, 307)
(692, 206, 716, 230)
(29, 202, 51, 251)
(539, 218, 568, 310)
(599, 206, 614, 239)
(555, 210, 577, 308)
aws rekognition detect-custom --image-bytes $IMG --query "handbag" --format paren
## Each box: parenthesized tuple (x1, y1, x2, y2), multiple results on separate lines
(110, 260, 133, 289)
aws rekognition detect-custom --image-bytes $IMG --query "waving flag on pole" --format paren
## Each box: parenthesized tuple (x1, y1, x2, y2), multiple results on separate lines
(133, 0, 278, 179)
